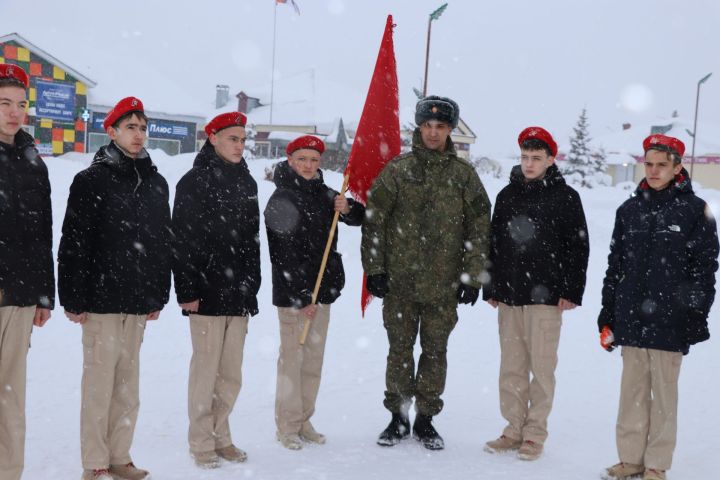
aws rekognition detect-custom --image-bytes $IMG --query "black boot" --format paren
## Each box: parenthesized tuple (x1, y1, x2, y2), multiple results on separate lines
(412, 414, 444, 450)
(377, 413, 410, 446)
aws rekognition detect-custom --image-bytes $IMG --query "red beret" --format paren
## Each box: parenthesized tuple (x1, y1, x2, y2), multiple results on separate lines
(205, 111, 247, 136)
(518, 126, 558, 157)
(643, 134, 685, 158)
(103, 96, 144, 130)
(0, 64, 29, 89)
(286, 135, 325, 155)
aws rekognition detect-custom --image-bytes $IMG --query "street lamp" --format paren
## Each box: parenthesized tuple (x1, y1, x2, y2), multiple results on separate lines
(689, 72, 712, 178)
(422, 3, 448, 97)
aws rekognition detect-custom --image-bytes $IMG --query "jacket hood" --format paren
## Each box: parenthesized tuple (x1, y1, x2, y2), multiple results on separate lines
(636, 167, 694, 196)
(14, 128, 36, 150)
(92, 141, 155, 175)
(0, 129, 40, 163)
(273, 159, 324, 192)
(509, 163, 566, 191)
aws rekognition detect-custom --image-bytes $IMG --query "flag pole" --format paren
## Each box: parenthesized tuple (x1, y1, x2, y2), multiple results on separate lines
(299, 174, 350, 345)
(270, 1, 278, 124)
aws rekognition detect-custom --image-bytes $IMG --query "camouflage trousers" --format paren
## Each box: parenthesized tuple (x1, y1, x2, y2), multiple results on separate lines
(382, 296, 458, 416)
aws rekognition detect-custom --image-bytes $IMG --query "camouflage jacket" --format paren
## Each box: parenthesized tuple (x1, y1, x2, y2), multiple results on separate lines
(361, 129, 491, 304)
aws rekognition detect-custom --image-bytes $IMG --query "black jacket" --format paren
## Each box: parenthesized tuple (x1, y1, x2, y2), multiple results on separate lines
(58, 142, 172, 315)
(264, 161, 364, 308)
(598, 169, 719, 354)
(172, 141, 261, 316)
(483, 164, 589, 306)
(0, 130, 54, 308)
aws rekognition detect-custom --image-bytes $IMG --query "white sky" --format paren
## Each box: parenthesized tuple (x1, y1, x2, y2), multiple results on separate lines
(4, 0, 719, 156)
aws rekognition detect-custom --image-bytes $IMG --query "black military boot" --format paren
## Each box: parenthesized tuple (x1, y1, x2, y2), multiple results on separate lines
(377, 413, 410, 446)
(412, 414, 444, 450)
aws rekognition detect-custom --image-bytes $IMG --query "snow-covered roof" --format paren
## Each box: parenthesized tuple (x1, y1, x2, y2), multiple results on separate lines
(267, 130, 323, 141)
(0, 32, 97, 87)
(323, 118, 343, 144)
(2, 32, 213, 118)
(207, 69, 363, 126)
(570, 115, 720, 158)
(605, 151, 638, 166)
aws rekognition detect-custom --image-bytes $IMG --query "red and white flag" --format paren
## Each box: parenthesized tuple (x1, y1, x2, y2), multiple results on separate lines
(276, 0, 300, 15)
(343, 15, 401, 315)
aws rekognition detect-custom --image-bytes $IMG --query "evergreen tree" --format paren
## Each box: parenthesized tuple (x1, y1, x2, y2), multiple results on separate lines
(562, 108, 609, 187)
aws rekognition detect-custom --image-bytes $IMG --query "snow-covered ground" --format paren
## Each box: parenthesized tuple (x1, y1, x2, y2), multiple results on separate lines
(24, 151, 720, 479)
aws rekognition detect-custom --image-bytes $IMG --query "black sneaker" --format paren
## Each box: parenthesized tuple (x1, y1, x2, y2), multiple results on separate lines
(412, 414, 444, 450)
(377, 413, 411, 446)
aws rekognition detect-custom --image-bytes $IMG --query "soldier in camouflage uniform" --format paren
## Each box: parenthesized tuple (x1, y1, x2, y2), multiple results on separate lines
(361, 96, 491, 450)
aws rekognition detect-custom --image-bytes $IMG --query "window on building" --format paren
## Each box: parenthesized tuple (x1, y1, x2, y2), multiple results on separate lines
(147, 138, 180, 156)
(254, 141, 270, 158)
(88, 132, 109, 153)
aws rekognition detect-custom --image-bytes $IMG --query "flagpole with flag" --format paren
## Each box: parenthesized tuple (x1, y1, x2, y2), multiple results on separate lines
(299, 14, 400, 344)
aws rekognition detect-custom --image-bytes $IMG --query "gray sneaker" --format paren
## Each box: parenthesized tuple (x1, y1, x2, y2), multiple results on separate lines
(277, 432, 303, 450)
(300, 422, 326, 444)
(215, 444, 248, 463)
(484, 435, 522, 453)
(643, 469, 666, 480)
(108, 462, 149, 480)
(81, 469, 113, 480)
(603, 462, 645, 479)
(192, 450, 221, 469)
(517, 440, 543, 461)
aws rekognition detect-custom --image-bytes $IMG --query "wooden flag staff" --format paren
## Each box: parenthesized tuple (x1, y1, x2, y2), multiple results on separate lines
(299, 173, 350, 345)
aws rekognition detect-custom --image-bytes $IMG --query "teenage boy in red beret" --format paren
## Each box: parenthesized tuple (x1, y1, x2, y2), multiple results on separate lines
(172, 111, 260, 468)
(599, 135, 718, 480)
(265, 135, 364, 449)
(0, 64, 54, 480)
(58, 97, 171, 480)
(483, 126, 589, 461)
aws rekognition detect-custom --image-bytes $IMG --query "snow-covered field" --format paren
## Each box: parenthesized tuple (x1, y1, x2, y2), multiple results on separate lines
(23, 151, 720, 479)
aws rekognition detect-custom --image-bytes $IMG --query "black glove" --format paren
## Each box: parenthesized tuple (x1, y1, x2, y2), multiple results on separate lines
(687, 309, 710, 345)
(457, 284, 480, 306)
(366, 274, 389, 298)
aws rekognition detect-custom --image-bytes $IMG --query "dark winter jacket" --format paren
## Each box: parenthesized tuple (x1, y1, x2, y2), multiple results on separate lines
(265, 160, 364, 308)
(598, 169, 719, 354)
(483, 164, 589, 306)
(58, 142, 172, 315)
(172, 141, 261, 317)
(0, 129, 54, 309)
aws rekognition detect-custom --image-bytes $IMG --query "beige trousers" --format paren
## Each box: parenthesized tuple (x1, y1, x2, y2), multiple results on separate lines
(80, 313, 147, 470)
(617, 346, 683, 471)
(187, 314, 248, 454)
(275, 304, 330, 435)
(0, 306, 35, 480)
(497, 303, 562, 444)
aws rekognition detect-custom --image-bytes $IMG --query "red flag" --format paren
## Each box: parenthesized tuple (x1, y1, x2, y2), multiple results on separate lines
(343, 15, 401, 315)
(276, 0, 300, 15)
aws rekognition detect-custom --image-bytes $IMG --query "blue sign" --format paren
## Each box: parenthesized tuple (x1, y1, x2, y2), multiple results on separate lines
(91, 112, 191, 140)
(147, 120, 190, 139)
(91, 113, 105, 131)
(36, 80, 76, 122)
